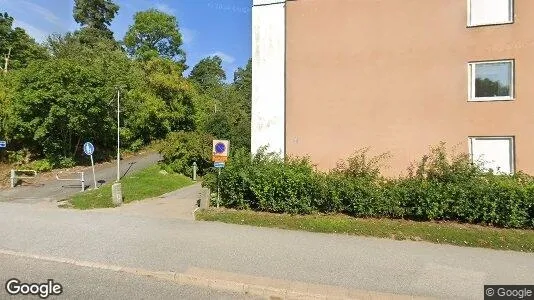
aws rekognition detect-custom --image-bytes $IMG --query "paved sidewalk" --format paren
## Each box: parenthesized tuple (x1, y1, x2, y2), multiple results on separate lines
(0, 202, 532, 299)
(92, 183, 207, 220)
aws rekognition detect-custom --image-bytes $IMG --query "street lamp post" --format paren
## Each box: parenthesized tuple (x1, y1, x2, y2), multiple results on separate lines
(111, 87, 123, 206)
(116, 88, 120, 182)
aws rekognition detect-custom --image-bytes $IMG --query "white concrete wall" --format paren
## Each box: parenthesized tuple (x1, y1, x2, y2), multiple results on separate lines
(251, 0, 286, 156)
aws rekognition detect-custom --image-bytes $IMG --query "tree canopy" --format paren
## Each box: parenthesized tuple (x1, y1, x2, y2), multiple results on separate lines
(0, 12, 48, 73)
(189, 56, 226, 92)
(123, 9, 186, 63)
(0, 3, 252, 176)
(73, 0, 119, 38)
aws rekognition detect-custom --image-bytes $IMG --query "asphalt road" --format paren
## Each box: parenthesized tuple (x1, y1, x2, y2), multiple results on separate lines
(0, 253, 258, 300)
(0, 202, 532, 299)
(0, 153, 161, 205)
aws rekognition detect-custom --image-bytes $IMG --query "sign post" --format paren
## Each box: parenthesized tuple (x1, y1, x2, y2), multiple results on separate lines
(83, 142, 97, 190)
(0, 140, 6, 162)
(212, 140, 230, 208)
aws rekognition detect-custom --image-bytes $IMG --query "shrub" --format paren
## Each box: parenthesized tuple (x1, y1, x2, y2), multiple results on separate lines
(333, 148, 390, 181)
(158, 131, 213, 177)
(204, 148, 254, 209)
(26, 159, 53, 172)
(7, 148, 32, 165)
(407, 142, 483, 183)
(56, 156, 76, 168)
(208, 143, 534, 229)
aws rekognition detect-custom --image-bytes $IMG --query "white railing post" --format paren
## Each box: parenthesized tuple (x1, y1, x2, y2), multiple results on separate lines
(10, 169, 37, 188)
(55, 171, 85, 192)
(81, 172, 85, 192)
(10, 169, 15, 188)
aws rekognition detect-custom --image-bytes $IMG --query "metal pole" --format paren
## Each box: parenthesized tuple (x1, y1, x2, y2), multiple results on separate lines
(217, 168, 220, 208)
(90, 155, 97, 189)
(116, 88, 120, 182)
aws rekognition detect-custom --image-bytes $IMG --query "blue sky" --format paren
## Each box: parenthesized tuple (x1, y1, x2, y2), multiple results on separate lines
(0, 0, 252, 80)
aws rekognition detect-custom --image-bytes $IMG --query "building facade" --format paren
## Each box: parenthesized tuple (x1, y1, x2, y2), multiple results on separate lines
(252, 0, 534, 176)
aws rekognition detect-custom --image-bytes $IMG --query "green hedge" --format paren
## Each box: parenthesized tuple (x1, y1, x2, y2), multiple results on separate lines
(158, 131, 213, 177)
(203, 145, 534, 229)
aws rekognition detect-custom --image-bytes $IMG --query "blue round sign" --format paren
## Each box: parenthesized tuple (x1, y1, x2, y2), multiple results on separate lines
(215, 142, 226, 154)
(83, 142, 95, 156)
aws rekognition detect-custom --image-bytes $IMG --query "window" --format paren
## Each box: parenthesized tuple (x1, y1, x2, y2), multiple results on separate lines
(468, 0, 513, 26)
(469, 137, 514, 174)
(468, 60, 514, 101)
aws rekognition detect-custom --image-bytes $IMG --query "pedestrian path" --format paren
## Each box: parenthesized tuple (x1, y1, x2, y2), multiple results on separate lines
(0, 153, 161, 205)
(92, 183, 208, 220)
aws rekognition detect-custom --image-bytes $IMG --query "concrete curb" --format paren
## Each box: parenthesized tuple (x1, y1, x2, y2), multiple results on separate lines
(0, 248, 432, 300)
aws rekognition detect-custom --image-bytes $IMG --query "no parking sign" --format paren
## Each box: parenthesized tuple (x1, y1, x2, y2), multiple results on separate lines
(212, 140, 229, 163)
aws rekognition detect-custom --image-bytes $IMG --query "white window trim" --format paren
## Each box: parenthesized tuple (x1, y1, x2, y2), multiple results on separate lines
(467, 0, 514, 27)
(468, 136, 515, 174)
(468, 60, 514, 102)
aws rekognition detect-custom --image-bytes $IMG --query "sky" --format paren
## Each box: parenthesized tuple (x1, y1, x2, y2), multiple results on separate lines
(0, 0, 252, 80)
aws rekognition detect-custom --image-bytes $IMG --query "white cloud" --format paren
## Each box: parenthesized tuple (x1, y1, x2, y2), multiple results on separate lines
(181, 27, 195, 44)
(154, 3, 175, 14)
(13, 20, 48, 43)
(19, 0, 62, 27)
(210, 51, 236, 64)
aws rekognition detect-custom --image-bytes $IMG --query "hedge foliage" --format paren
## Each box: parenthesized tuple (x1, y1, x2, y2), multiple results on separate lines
(203, 145, 534, 229)
(158, 131, 213, 177)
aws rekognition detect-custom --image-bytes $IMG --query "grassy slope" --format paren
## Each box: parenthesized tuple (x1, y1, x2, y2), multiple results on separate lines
(196, 209, 534, 252)
(68, 165, 192, 209)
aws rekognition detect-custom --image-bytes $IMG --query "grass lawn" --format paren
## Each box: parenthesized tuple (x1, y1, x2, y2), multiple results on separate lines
(66, 165, 193, 209)
(196, 209, 534, 252)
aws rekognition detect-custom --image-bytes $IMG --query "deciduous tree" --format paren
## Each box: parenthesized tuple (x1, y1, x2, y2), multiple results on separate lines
(123, 9, 185, 63)
(0, 12, 48, 73)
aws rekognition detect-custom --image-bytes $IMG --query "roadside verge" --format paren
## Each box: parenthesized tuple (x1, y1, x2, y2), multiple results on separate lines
(196, 209, 534, 252)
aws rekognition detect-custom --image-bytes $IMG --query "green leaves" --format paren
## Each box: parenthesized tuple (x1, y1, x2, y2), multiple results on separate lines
(189, 56, 226, 92)
(9, 59, 109, 157)
(125, 58, 196, 142)
(158, 131, 213, 177)
(1, 4, 254, 180)
(189, 56, 252, 152)
(73, 0, 119, 36)
(124, 9, 185, 62)
(209, 145, 534, 229)
(0, 12, 48, 72)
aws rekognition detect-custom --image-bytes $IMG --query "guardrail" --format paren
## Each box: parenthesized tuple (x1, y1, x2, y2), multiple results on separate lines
(10, 169, 37, 188)
(56, 171, 85, 192)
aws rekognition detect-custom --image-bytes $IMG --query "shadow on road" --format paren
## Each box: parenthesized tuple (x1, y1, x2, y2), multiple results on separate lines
(61, 184, 88, 190)
(120, 162, 137, 180)
(14, 181, 44, 188)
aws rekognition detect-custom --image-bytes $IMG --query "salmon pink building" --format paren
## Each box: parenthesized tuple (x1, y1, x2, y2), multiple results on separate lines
(252, 0, 534, 175)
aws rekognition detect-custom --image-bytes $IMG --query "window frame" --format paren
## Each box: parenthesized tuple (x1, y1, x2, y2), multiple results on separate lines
(468, 59, 515, 102)
(468, 136, 515, 174)
(467, 0, 514, 27)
